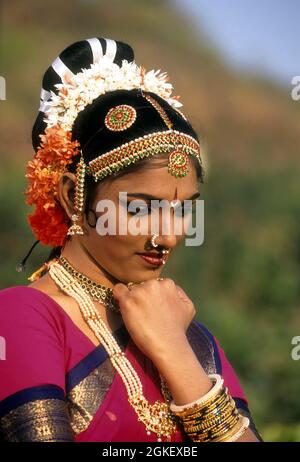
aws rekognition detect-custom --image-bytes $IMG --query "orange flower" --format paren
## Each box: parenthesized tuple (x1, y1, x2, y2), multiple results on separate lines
(28, 203, 69, 247)
(24, 125, 80, 247)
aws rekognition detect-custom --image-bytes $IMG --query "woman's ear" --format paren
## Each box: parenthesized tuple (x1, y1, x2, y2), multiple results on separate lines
(57, 172, 77, 219)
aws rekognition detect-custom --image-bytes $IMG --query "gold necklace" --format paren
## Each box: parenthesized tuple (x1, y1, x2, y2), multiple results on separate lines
(59, 256, 120, 314)
(48, 258, 178, 441)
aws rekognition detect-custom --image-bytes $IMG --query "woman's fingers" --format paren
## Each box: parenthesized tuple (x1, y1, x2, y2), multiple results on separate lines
(175, 285, 197, 319)
(175, 285, 190, 302)
(114, 280, 190, 304)
(113, 279, 195, 320)
(112, 283, 130, 302)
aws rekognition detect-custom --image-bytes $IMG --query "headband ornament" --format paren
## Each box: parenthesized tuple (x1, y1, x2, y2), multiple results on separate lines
(104, 104, 137, 131)
(168, 150, 189, 178)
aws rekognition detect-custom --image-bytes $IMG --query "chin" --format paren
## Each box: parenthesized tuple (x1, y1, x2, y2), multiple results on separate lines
(126, 268, 163, 284)
(113, 255, 165, 284)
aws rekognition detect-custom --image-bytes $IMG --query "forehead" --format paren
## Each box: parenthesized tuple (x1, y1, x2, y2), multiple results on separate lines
(97, 161, 199, 201)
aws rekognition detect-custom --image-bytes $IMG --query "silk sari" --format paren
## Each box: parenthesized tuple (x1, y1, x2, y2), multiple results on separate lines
(0, 286, 262, 442)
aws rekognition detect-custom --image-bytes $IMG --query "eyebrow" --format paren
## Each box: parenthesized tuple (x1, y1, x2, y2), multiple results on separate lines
(126, 192, 201, 201)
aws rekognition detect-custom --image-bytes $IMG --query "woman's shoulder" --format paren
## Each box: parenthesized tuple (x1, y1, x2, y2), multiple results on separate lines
(0, 283, 48, 297)
(0, 285, 66, 334)
(0, 284, 55, 308)
(0, 285, 68, 403)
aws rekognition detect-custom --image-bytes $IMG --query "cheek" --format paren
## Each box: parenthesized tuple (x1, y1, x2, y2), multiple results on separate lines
(83, 205, 149, 259)
(88, 227, 138, 260)
(117, 203, 153, 237)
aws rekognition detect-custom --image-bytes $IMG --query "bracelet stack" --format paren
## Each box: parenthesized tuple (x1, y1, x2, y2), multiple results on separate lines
(169, 374, 249, 442)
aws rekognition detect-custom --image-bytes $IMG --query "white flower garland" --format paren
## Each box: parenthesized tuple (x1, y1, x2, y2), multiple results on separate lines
(43, 57, 182, 131)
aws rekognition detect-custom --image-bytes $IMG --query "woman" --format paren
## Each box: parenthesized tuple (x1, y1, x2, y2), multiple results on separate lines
(0, 38, 262, 442)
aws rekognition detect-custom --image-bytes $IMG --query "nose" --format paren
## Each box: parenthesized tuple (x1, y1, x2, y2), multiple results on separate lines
(148, 207, 184, 251)
(149, 230, 179, 252)
(157, 233, 178, 251)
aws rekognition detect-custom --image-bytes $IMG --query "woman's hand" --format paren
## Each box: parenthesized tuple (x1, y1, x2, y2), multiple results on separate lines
(112, 278, 196, 362)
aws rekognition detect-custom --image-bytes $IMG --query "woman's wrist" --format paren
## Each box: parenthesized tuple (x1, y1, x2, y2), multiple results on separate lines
(149, 333, 192, 365)
(150, 335, 213, 406)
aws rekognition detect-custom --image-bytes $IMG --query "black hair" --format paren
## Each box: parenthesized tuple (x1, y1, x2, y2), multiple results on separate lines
(32, 38, 135, 152)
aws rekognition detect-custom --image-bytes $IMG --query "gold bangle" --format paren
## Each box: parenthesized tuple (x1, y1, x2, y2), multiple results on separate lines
(184, 407, 240, 441)
(185, 412, 239, 438)
(169, 374, 247, 443)
(183, 403, 237, 430)
(199, 415, 246, 443)
(198, 391, 232, 415)
(181, 395, 236, 431)
(173, 387, 227, 420)
(180, 391, 239, 441)
(184, 389, 228, 419)
(182, 393, 233, 423)
(189, 418, 239, 442)
(214, 416, 250, 442)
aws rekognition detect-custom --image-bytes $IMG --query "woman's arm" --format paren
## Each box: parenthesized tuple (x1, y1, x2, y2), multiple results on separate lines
(113, 279, 261, 442)
(151, 336, 259, 442)
(0, 287, 74, 442)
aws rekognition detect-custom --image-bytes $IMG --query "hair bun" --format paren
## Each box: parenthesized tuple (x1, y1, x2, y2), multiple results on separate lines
(32, 38, 134, 151)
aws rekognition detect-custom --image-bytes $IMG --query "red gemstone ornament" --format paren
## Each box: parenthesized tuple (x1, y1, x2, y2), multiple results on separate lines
(168, 150, 189, 177)
(105, 105, 137, 131)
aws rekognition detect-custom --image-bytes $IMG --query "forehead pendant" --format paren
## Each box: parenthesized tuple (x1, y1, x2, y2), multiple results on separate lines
(105, 104, 137, 131)
(168, 150, 189, 178)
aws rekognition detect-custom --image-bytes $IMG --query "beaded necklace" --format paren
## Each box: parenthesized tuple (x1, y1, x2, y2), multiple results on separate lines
(48, 257, 178, 441)
(59, 255, 119, 314)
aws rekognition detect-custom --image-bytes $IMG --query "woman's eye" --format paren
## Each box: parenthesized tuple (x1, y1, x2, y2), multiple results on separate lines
(127, 203, 151, 216)
(126, 201, 197, 217)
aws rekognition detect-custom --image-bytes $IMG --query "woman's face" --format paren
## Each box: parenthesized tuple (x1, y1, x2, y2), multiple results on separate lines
(80, 159, 200, 284)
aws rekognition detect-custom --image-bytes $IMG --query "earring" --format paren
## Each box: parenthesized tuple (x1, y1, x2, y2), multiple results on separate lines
(67, 152, 86, 236)
(151, 233, 159, 248)
(67, 213, 84, 236)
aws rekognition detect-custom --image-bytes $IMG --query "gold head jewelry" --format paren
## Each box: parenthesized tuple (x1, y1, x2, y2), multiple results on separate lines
(141, 92, 189, 178)
(67, 152, 86, 236)
(87, 130, 201, 182)
(167, 150, 189, 178)
(142, 93, 173, 130)
(105, 104, 137, 131)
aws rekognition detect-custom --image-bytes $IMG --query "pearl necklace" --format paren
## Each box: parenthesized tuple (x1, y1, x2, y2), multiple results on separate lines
(48, 258, 178, 441)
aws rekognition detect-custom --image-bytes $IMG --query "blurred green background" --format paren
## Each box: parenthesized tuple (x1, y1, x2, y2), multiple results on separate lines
(0, 0, 300, 442)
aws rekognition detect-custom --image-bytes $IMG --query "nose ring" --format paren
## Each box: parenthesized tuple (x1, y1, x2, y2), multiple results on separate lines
(151, 234, 159, 248)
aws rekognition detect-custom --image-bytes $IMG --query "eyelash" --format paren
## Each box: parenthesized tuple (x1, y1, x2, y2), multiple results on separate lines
(127, 204, 151, 216)
(127, 203, 196, 216)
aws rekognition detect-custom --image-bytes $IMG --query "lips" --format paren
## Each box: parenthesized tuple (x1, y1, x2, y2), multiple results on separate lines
(138, 252, 163, 257)
(137, 252, 169, 266)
